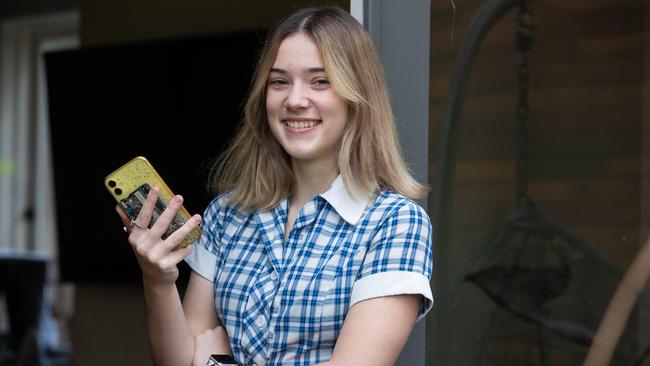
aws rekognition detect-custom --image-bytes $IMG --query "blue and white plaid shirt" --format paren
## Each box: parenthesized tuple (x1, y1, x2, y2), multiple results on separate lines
(186, 176, 433, 366)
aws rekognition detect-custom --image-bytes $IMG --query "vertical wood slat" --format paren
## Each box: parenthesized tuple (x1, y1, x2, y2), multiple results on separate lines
(637, 0, 650, 360)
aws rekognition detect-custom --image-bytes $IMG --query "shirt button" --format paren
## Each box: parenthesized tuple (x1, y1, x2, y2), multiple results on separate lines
(255, 315, 266, 328)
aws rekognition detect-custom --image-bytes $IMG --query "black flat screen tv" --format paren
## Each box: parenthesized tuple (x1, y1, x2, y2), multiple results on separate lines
(45, 31, 262, 283)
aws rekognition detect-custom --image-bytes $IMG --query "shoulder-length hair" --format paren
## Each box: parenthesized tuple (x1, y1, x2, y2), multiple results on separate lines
(210, 6, 428, 210)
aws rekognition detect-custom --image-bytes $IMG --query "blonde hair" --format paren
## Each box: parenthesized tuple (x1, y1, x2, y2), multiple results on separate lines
(211, 6, 428, 209)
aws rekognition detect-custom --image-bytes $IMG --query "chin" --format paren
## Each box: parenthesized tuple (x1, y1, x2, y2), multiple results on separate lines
(286, 150, 320, 161)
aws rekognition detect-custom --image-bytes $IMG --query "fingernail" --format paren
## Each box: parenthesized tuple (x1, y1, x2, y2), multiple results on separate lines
(194, 215, 201, 224)
(174, 195, 183, 203)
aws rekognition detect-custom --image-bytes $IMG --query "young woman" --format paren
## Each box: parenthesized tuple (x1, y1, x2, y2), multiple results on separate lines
(117, 6, 433, 366)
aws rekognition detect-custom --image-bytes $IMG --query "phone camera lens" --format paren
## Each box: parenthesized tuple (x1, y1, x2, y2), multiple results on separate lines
(108, 180, 116, 188)
(114, 188, 123, 195)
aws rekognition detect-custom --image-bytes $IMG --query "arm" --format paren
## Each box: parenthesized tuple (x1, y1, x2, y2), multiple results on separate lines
(141, 273, 197, 366)
(185, 273, 226, 366)
(192, 326, 233, 366)
(184, 272, 221, 338)
(317, 294, 420, 366)
(142, 271, 220, 366)
(116, 188, 218, 366)
(317, 200, 432, 366)
(184, 295, 419, 366)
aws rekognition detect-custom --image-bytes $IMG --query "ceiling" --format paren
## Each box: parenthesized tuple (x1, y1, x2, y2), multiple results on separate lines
(0, 0, 79, 19)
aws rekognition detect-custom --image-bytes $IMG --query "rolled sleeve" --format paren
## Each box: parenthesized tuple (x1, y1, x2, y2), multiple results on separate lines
(350, 271, 433, 321)
(354, 200, 434, 320)
(185, 242, 219, 282)
(184, 195, 226, 283)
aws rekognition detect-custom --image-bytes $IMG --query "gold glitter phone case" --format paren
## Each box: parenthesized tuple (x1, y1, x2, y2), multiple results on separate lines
(104, 156, 200, 248)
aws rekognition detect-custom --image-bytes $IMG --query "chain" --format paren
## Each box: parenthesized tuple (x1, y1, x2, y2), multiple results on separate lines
(515, 1, 534, 207)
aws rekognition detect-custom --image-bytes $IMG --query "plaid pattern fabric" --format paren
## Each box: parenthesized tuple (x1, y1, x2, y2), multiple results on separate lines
(186, 176, 433, 366)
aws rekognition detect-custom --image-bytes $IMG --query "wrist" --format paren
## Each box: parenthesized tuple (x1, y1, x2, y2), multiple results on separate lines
(142, 276, 178, 294)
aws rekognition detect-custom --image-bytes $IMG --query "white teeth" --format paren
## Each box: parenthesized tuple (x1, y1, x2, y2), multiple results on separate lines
(286, 120, 319, 129)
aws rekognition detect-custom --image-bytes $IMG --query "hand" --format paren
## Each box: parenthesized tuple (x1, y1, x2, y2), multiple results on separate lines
(115, 186, 201, 286)
(193, 326, 233, 366)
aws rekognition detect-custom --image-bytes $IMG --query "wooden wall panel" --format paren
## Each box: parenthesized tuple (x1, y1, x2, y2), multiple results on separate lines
(430, 0, 645, 269)
(429, 0, 646, 364)
(81, 0, 349, 46)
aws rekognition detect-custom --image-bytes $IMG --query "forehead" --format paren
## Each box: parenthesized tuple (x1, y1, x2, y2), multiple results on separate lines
(272, 33, 323, 68)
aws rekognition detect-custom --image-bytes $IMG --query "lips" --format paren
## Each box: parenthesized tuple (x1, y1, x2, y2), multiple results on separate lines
(282, 119, 321, 129)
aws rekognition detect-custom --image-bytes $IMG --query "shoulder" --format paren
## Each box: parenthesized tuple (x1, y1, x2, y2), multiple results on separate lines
(353, 190, 434, 299)
(367, 189, 430, 227)
(202, 192, 254, 229)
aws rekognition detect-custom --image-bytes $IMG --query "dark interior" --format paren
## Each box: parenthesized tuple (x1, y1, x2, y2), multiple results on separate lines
(45, 30, 262, 283)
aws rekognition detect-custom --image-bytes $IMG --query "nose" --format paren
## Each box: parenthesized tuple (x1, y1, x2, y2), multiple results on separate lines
(285, 83, 309, 110)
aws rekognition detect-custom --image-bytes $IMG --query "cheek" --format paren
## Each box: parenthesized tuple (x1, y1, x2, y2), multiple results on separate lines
(265, 92, 283, 117)
(333, 101, 349, 129)
(266, 113, 282, 140)
(327, 93, 348, 118)
(265, 98, 274, 118)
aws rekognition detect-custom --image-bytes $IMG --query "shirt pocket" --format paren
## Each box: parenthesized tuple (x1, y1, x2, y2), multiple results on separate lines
(238, 267, 276, 365)
(316, 266, 347, 348)
(312, 251, 353, 348)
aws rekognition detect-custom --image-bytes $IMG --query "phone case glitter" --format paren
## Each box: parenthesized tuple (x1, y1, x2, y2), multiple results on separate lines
(104, 156, 200, 248)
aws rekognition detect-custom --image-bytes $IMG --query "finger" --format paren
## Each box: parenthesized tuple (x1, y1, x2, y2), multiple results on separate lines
(146, 213, 200, 260)
(115, 205, 134, 234)
(115, 204, 130, 227)
(135, 186, 160, 230)
(162, 214, 201, 251)
(149, 194, 183, 237)
(158, 243, 194, 270)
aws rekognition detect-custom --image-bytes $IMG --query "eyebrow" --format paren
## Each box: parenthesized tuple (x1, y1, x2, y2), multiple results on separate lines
(270, 67, 326, 74)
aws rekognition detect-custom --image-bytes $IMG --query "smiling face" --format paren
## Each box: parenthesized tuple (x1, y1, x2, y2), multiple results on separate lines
(266, 32, 349, 168)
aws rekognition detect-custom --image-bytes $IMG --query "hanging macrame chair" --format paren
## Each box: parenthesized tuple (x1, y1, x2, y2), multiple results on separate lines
(430, 0, 647, 364)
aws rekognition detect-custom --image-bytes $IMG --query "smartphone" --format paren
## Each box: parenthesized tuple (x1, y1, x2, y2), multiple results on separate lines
(104, 156, 201, 248)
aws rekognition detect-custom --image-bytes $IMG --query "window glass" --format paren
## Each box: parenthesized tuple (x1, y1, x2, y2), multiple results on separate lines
(428, 1, 650, 365)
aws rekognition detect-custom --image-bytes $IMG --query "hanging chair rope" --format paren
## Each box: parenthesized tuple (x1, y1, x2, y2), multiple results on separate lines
(515, 0, 533, 207)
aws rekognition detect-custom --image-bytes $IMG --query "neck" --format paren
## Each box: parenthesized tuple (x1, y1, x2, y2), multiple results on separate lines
(290, 158, 338, 208)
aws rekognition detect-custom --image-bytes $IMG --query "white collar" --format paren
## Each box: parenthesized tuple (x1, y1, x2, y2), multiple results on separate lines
(320, 175, 370, 226)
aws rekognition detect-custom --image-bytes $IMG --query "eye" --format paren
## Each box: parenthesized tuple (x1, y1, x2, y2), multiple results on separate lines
(268, 78, 288, 87)
(312, 78, 330, 88)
